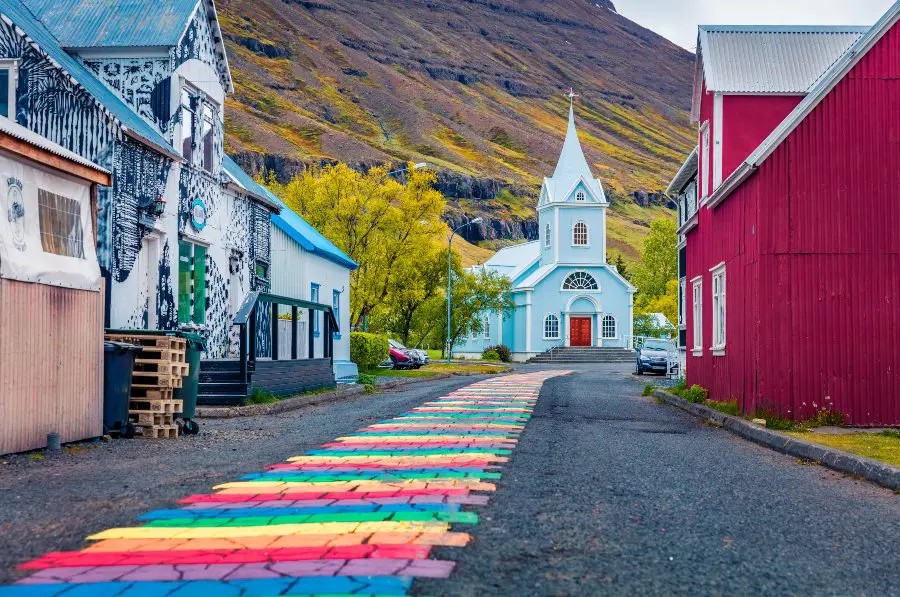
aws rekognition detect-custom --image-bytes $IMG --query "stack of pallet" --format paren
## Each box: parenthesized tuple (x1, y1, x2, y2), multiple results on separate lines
(106, 333, 188, 439)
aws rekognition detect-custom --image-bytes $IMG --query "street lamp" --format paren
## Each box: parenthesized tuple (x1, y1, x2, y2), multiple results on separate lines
(388, 162, 427, 176)
(447, 217, 483, 363)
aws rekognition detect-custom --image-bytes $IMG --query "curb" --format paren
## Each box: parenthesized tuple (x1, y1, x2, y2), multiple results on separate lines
(654, 390, 900, 491)
(197, 370, 506, 419)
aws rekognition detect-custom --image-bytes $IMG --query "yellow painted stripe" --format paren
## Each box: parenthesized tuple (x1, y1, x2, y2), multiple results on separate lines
(87, 520, 449, 541)
(213, 479, 496, 492)
(334, 435, 515, 443)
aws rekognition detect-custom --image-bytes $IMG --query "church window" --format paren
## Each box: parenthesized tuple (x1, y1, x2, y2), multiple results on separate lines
(544, 314, 560, 339)
(562, 271, 599, 291)
(576, 191, 586, 201)
(545, 224, 551, 248)
(602, 315, 617, 339)
(573, 221, 589, 246)
(483, 316, 491, 339)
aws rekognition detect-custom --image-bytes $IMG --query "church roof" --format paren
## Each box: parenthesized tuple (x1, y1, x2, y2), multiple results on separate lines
(545, 103, 605, 204)
(482, 241, 540, 281)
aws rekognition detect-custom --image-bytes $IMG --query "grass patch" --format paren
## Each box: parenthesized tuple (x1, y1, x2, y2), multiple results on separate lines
(752, 410, 800, 431)
(785, 431, 900, 467)
(704, 400, 740, 416)
(642, 384, 656, 397)
(248, 388, 279, 404)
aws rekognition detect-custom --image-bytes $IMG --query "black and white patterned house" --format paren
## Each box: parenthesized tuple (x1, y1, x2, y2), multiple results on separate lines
(0, 0, 351, 401)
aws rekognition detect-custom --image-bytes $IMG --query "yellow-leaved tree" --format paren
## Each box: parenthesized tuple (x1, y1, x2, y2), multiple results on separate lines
(266, 163, 446, 330)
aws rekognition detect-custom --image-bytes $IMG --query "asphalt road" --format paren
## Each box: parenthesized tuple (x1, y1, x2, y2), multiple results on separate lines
(1, 364, 897, 595)
(417, 364, 899, 596)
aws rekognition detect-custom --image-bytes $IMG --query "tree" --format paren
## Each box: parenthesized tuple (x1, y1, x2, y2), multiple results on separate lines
(267, 163, 446, 329)
(611, 252, 630, 280)
(640, 279, 679, 327)
(632, 218, 678, 307)
(443, 269, 514, 353)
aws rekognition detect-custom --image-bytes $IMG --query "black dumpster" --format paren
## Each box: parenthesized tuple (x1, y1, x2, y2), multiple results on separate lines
(174, 332, 206, 434)
(103, 341, 142, 438)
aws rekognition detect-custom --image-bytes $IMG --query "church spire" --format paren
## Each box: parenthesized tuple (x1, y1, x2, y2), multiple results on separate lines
(549, 90, 601, 200)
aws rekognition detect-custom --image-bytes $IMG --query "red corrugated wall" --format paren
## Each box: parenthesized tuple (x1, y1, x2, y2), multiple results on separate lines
(686, 24, 900, 425)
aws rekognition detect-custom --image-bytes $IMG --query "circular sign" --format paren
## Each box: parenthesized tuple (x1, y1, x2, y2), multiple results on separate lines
(6, 180, 25, 250)
(190, 198, 207, 231)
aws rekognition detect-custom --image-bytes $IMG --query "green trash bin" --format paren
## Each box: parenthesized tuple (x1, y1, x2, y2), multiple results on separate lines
(103, 341, 142, 439)
(174, 332, 206, 435)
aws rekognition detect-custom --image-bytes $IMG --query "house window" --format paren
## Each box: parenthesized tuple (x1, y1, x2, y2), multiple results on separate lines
(0, 60, 18, 119)
(483, 316, 491, 339)
(201, 104, 215, 173)
(576, 191, 586, 201)
(311, 283, 320, 337)
(37, 189, 85, 258)
(712, 265, 726, 351)
(573, 221, 589, 246)
(181, 89, 195, 162)
(544, 314, 560, 339)
(692, 277, 702, 353)
(678, 278, 686, 327)
(700, 122, 710, 199)
(602, 315, 617, 339)
(563, 271, 598, 291)
(178, 240, 207, 325)
(545, 223, 551, 248)
(332, 289, 341, 338)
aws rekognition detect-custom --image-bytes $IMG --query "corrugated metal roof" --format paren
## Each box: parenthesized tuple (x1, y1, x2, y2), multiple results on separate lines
(19, 0, 198, 48)
(221, 154, 280, 211)
(0, 117, 107, 173)
(699, 25, 868, 93)
(0, 0, 178, 158)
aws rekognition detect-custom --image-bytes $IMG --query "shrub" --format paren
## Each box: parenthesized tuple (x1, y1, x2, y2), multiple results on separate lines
(642, 384, 656, 397)
(669, 379, 687, 397)
(483, 344, 512, 362)
(879, 429, 900, 439)
(357, 373, 377, 386)
(752, 409, 799, 431)
(681, 384, 709, 404)
(350, 332, 389, 369)
(248, 388, 278, 404)
(364, 384, 377, 395)
(704, 400, 740, 416)
(481, 349, 501, 362)
(804, 408, 847, 428)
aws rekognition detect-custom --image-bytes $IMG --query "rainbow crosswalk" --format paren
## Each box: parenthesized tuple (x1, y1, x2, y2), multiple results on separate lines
(2, 371, 569, 596)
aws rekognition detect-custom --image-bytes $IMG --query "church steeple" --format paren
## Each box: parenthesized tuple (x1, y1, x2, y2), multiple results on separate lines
(542, 92, 606, 206)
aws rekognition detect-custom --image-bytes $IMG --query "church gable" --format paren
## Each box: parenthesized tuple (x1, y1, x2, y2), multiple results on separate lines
(564, 179, 601, 204)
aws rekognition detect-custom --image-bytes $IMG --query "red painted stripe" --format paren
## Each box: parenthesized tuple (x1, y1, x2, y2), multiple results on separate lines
(264, 461, 496, 471)
(20, 544, 431, 570)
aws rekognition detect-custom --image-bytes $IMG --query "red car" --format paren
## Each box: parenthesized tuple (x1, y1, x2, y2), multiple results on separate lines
(388, 346, 416, 370)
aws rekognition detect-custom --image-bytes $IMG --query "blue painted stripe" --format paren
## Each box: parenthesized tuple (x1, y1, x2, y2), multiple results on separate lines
(138, 503, 461, 520)
(0, 576, 412, 596)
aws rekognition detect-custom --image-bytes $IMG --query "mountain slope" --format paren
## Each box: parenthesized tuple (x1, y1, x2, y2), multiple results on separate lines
(217, 0, 696, 262)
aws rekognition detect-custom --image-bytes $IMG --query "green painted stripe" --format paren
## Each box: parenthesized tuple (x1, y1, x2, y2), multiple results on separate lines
(144, 510, 479, 527)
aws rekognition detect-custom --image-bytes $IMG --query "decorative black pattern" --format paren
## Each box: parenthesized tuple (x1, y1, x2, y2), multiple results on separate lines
(204, 256, 229, 358)
(178, 167, 219, 234)
(173, 4, 230, 91)
(83, 58, 173, 135)
(157, 241, 177, 330)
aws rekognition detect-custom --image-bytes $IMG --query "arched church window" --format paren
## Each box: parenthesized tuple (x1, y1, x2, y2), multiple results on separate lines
(573, 221, 589, 246)
(602, 315, 617, 339)
(562, 271, 599, 291)
(544, 314, 560, 339)
(576, 191, 586, 201)
(545, 223, 551, 248)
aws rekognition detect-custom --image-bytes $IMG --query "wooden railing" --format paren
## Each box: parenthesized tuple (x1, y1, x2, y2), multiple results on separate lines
(232, 291, 338, 383)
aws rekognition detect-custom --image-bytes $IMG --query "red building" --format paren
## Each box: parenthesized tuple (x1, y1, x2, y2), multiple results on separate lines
(673, 6, 900, 425)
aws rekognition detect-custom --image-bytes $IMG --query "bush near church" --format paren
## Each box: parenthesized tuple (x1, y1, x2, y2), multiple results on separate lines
(350, 332, 390, 369)
(483, 344, 512, 362)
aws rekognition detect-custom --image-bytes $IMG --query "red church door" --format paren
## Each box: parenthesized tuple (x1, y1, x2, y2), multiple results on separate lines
(570, 317, 593, 347)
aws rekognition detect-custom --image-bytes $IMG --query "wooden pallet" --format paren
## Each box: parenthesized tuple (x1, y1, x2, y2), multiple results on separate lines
(133, 347, 186, 364)
(134, 358, 190, 377)
(129, 398, 183, 414)
(106, 334, 186, 351)
(136, 424, 179, 439)
(129, 411, 176, 426)
(132, 371, 184, 389)
(130, 387, 174, 400)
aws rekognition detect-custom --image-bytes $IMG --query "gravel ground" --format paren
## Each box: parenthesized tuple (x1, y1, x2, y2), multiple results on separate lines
(0, 374, 491, 584)
(416, 363, 899, 596)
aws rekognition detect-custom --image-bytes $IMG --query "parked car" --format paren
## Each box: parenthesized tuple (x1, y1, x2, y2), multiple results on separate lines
(382, 345, 416, 370)
(636, 339, 677, 376)
(389, 339, 428, 368)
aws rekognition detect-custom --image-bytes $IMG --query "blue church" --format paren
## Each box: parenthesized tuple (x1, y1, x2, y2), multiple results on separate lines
(455, 100, 636, 362)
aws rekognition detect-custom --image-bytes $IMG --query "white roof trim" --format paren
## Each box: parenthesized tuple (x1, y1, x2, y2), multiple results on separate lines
(707, 1, 900, 209)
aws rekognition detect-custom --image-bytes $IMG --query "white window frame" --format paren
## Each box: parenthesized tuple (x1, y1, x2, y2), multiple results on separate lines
(561, 271, 599, 292)
(545, 223, 551, 248)
(601, 315, 617, 340)
(575, 190, 586, 202)
(0, 59, 20, 120)
(572, 221, 589, 247)
(700, 121, 710, 200)
(678, 278, 686, 328)
(483, 316, 491, 339)
(544, 314, 560, 340)
(713, 94, 723, 188)
(691, 276, 703, 355)
(711, 263, 726, 354)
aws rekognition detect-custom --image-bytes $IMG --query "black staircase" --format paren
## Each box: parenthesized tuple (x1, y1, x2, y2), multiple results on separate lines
(197, 292, 338, 406)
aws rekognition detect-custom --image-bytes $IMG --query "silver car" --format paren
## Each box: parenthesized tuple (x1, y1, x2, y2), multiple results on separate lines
(636, 339, 676, 375)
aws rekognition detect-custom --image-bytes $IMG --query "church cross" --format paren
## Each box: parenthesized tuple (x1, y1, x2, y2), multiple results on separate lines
(566, 88, 579, 107)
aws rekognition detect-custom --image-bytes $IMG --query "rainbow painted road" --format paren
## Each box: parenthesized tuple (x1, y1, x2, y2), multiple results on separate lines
(3, 371, 570, 596)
